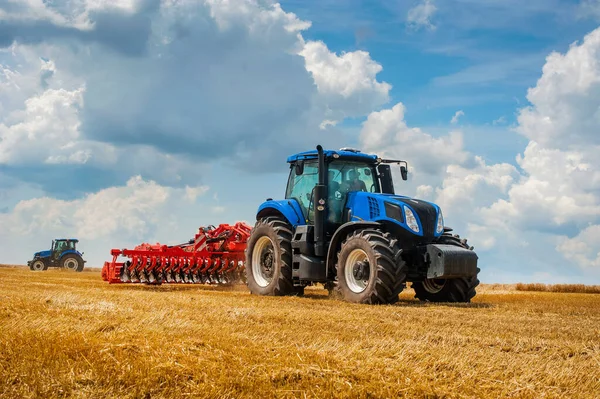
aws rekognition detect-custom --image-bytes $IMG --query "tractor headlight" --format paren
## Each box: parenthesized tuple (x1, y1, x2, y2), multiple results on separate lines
(436, 210, 444, 234)
(404, 206, 420, 233)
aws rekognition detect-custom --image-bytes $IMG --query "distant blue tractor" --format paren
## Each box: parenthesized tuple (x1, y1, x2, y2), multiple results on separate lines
(245, 145, 480, 304)
(27, 239, 86, 272)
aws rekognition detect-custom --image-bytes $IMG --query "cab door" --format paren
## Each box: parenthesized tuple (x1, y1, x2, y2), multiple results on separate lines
(285, 160, 320, 222)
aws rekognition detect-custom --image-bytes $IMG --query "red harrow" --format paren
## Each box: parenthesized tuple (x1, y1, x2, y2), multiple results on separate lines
(101, 222, 252, 285)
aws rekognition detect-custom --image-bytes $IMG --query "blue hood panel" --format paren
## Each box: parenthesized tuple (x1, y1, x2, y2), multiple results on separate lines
(35, 250, 52, 258)
(346, 192, 442, 238)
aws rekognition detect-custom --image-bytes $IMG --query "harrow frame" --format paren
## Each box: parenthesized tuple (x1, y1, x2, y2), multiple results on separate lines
(101, 222, 252, 285)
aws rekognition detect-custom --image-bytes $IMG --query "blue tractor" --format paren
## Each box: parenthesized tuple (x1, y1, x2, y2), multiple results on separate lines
(245, 145, 480, 304)
(27, 239, 86, 272)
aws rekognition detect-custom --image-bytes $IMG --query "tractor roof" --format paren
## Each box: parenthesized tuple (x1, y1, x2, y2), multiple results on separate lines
(287, 148, 378, 163)
(55, 238, 79, 242)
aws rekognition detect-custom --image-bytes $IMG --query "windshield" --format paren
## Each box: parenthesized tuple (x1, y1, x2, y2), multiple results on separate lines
(54, 240, 76, 252)
(328, 160, 380, 194)
(285, 159, 380, 223)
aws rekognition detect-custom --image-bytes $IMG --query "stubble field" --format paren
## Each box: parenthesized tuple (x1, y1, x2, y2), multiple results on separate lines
(0, 265, 599, 399)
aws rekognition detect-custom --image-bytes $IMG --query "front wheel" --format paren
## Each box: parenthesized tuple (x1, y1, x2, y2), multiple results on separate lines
(245, 217, 300, 296)
(335, 229, 406, 305)
(61, 254, 85, 272)
(30, 260, 47, 271)
(412, 233, 480, 303)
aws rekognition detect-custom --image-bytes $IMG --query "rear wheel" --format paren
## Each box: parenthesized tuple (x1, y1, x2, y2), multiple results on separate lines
(412, 233, 480, 303)
(30, 260, 47, 271)
(335, 229, 406, 305)
(61, 254, 85, 272)
(245, 216, 302, 296)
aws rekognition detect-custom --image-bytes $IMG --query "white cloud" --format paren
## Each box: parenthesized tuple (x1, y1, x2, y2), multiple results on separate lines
(435, 157, 519, 215)
(359, 102, 468, 178)
(480, 28, 600, 239)
(556, 225, 600, 269)
(299, 39, 391, 124)
(85, 0, 141, 14)
(515, 28, 600, 148)
(450, 110, 464, 124)
(0, 86, 89, 165)
(407, 0, 437, 31)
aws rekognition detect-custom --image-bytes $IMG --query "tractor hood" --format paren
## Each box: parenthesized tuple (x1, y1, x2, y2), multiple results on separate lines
(347, 192, 443, 238)
(34, 250, 52, 258)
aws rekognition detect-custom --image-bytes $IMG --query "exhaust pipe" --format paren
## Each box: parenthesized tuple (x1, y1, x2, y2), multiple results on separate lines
(314, 145, 326, 257)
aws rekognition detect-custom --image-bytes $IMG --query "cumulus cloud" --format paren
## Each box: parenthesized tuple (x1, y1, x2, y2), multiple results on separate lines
(359, 102, 469, 178)
(515, 28, 600, 148)
(556, 225, 600, 269)
(0, 86, 87, 165)
(299, 39, 391, 123)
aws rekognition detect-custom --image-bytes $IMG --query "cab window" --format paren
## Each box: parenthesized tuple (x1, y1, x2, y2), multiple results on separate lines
(285, 161, 319, 220)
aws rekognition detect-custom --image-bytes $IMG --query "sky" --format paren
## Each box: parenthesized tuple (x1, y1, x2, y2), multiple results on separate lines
(1, 0, 600, 284)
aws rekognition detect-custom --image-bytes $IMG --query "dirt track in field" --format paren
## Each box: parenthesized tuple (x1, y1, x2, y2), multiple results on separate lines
(0, 266, 599, 398)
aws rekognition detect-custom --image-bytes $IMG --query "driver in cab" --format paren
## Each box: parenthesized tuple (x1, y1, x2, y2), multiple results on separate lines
(342, 169, 367, 192)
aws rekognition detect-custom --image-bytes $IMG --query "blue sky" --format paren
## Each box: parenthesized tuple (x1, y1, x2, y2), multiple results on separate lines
(1, 0, 600, 285)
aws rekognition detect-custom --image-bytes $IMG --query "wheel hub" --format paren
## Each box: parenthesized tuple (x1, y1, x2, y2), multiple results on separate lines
(344, 249, 371, 293)
(64, 259, 78, 270)
(260, 250, 274, 279)
(32, 261, 44, 271)
(352, 261, 368, 281)
(252, 236, 276, 287)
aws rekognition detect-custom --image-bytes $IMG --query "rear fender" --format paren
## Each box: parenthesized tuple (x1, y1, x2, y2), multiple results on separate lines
(256, 199, 306, 228)
(59, 249, 84, 259)
(326, 221, 382, 278)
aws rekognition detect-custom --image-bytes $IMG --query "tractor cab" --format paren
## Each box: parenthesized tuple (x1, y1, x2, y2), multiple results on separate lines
(285, 147, 407, 229)
(52, 239, 78, 255)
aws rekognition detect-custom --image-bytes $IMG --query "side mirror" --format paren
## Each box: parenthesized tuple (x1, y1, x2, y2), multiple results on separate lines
(400, 165, 408, 181)
(295, 161, 304, 175)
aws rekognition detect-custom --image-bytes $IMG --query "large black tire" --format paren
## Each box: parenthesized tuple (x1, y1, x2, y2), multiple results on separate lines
(335, 229, 406, 305)
(412, 233, 480, 303)
(30, 260, 47, 271)
(245, 216, 303, 296)
(61, 253, 85, 272)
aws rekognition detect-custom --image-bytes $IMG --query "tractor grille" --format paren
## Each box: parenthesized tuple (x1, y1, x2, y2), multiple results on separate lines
(395, 198, 437, 238)
(368, 196, 380, 218)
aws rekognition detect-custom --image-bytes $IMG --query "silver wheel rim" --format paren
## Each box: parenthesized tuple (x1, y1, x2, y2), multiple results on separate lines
(64, 258, 78, 270)
(252, 236, 276, 288)
(345, 249, 370, 293)
(32, 261, 44, 271)
(423, 278, 445, 293)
